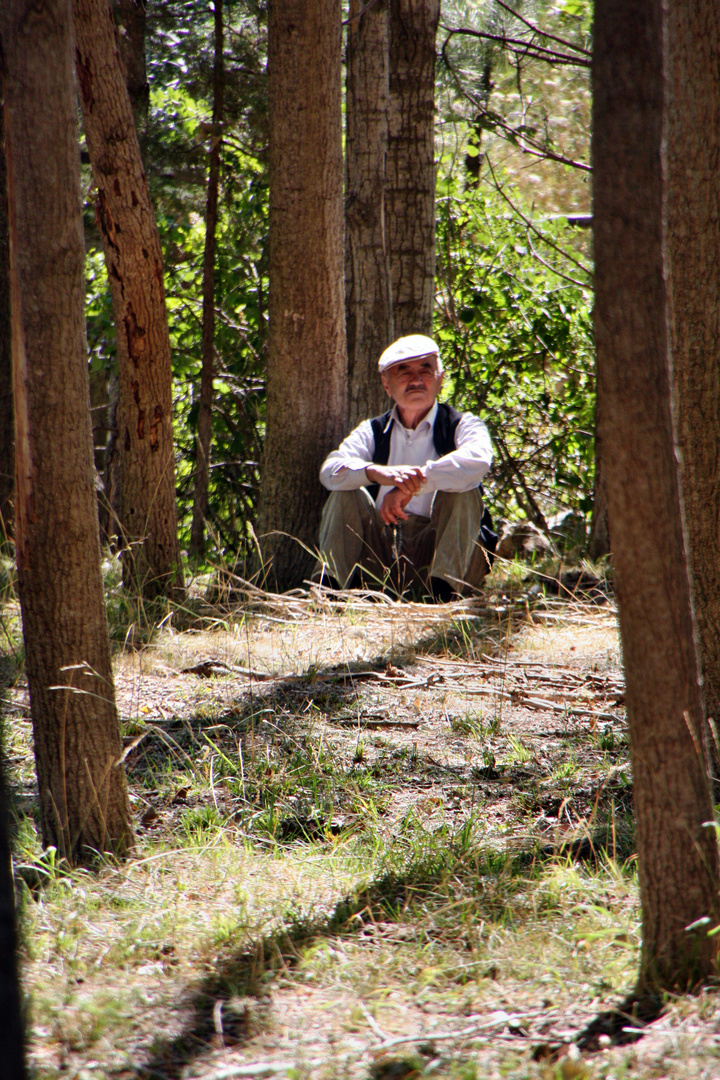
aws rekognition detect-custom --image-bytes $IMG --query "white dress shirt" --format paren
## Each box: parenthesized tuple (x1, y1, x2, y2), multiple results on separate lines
(319, 401, 493, 518)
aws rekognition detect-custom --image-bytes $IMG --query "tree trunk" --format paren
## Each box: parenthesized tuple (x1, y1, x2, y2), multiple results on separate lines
(74, 0, 184, 600)
(257, 0, 348, 590)
(111, 0, 149, 132)
(0, 124, 13, 544)
(666, 4, 720, 786)
(464, 59, 493, 186)
(345, 0, 393, 427)
(593, 0, 719, 993)
(2, 0, 134, 864)
(189, 0, 224, 560)
(0, 760, 27, 1080)
(386, 0, 440, 337)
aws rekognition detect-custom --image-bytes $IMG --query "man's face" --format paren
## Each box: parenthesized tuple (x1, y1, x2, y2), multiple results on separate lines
(380, 354, 443, 416)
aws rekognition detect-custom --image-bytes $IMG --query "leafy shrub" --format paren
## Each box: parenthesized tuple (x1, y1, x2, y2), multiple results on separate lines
(435, 180, 595, 524)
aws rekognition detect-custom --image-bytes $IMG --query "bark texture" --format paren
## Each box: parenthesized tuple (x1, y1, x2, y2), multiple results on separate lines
(0, 761, 26, 1079)
(189, 0, 224, 559)
(666, 4, 720, 777)
(74, 0, 184, 599)
(386, 0, 440, 337)
(345, 0, 393, 426)
(111, 0, 149, 131)
(0, 125, 13, 542)
(258, 0, 348, 590)
(593, 0, 719, 992)
(2, 0, 134, 863)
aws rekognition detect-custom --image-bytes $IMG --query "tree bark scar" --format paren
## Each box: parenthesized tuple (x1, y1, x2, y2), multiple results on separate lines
(123, 302, 146, 365)
(149, 404, 162, 450)
(132, 190, 139, 208)
(108, 261, 126, 304)
(75, 49, 95, 110)
(130, 379, 145, 439)
(95, 189, 119, 252)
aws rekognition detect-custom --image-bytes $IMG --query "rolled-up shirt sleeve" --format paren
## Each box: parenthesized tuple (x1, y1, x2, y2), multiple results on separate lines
(319, 419, 375, 491)
(423, 413, 493, 492)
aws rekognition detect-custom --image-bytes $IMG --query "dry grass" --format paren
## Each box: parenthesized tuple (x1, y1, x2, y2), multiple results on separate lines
(3, 570, 720, 1079)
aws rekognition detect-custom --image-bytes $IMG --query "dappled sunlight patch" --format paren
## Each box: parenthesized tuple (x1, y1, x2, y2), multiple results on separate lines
(513, 611, 620, 669)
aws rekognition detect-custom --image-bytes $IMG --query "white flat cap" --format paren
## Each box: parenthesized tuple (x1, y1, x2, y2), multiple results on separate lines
(378, 334, 442, 373)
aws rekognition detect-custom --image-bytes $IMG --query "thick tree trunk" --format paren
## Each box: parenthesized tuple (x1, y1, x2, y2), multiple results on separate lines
(593, 0, 719, 992)
(74, 0, 184, 600)
(111, 0, 149, 132)
(386, 0, 440, 337)
(189, 0, 224, 560)
(2, 0, 134, 864)
(666, 4, 720, 784)
(0, 125, 13, 543)
(257, 0, 348, 590)
(0, 761, 26, 1080)
(345, 0, 393, 427)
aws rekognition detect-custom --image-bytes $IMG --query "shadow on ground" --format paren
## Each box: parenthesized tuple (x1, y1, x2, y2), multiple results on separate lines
(129, 839, 534, 1079)
(129, 818, 638, 1080)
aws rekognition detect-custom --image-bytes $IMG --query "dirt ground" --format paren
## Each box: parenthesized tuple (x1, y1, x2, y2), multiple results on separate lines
(7, 586, 720, 1080)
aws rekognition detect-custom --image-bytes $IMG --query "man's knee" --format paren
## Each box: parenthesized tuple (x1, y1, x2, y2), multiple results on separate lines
(321, 488, 373, 527)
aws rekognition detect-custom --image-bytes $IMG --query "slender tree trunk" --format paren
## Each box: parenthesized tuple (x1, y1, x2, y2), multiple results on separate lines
(89, 366, 112, 542)
(0, 123, 13, 544)
(74, 0, 184, 600)
(593, 0, 719, 993)
(257, 0, 348, 590)
(0, 761, 26, 1080)
(386, 0, 440, 337)
(666, 4, 720, 781)
(345, 0, 393, 426)
(102, 373, 122, 542)
(587, 393, 610, 560)
(464, 60, 493, 185)
(2, 0, 134, 864)
(189, 0, 224, 559)
(111, 0, 149, 133)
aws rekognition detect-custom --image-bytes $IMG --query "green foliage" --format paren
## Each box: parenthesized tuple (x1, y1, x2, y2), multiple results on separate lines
(435, 180, 595, 521)
(160, 158, 268, 556)
(146, 0, 269, 560)
(83, 0, 597, 570)
(83, 0, 269, 564)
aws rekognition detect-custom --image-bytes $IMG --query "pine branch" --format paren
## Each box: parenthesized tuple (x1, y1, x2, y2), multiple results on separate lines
(442, 25, 590, 69)
(492, 0, 591, 58)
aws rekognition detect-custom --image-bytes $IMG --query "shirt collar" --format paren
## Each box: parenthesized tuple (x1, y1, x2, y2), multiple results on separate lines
(387, 400, 438, 435)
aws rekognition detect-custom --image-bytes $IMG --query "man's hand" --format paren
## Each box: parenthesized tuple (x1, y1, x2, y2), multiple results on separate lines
(379, 487, 412, 525)
(365, 464, 426, 496)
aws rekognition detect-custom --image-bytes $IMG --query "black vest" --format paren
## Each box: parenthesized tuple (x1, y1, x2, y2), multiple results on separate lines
(366, 402, 498, 561)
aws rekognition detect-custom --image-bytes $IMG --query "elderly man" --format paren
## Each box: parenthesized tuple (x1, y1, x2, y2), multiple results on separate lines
(317, 334, 494, 600)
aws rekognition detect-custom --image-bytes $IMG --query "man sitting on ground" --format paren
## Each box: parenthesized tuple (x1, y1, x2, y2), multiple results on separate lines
(317, 334, 494, 600)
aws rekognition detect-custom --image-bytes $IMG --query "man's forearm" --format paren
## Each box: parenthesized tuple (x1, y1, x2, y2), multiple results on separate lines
(365, 464, 427, 495)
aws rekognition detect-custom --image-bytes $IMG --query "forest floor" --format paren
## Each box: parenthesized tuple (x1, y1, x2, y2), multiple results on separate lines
(3, 564, 720, 1080)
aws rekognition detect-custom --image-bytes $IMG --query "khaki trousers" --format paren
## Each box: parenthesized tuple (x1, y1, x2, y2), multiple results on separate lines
(317, 487, 490, 594)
